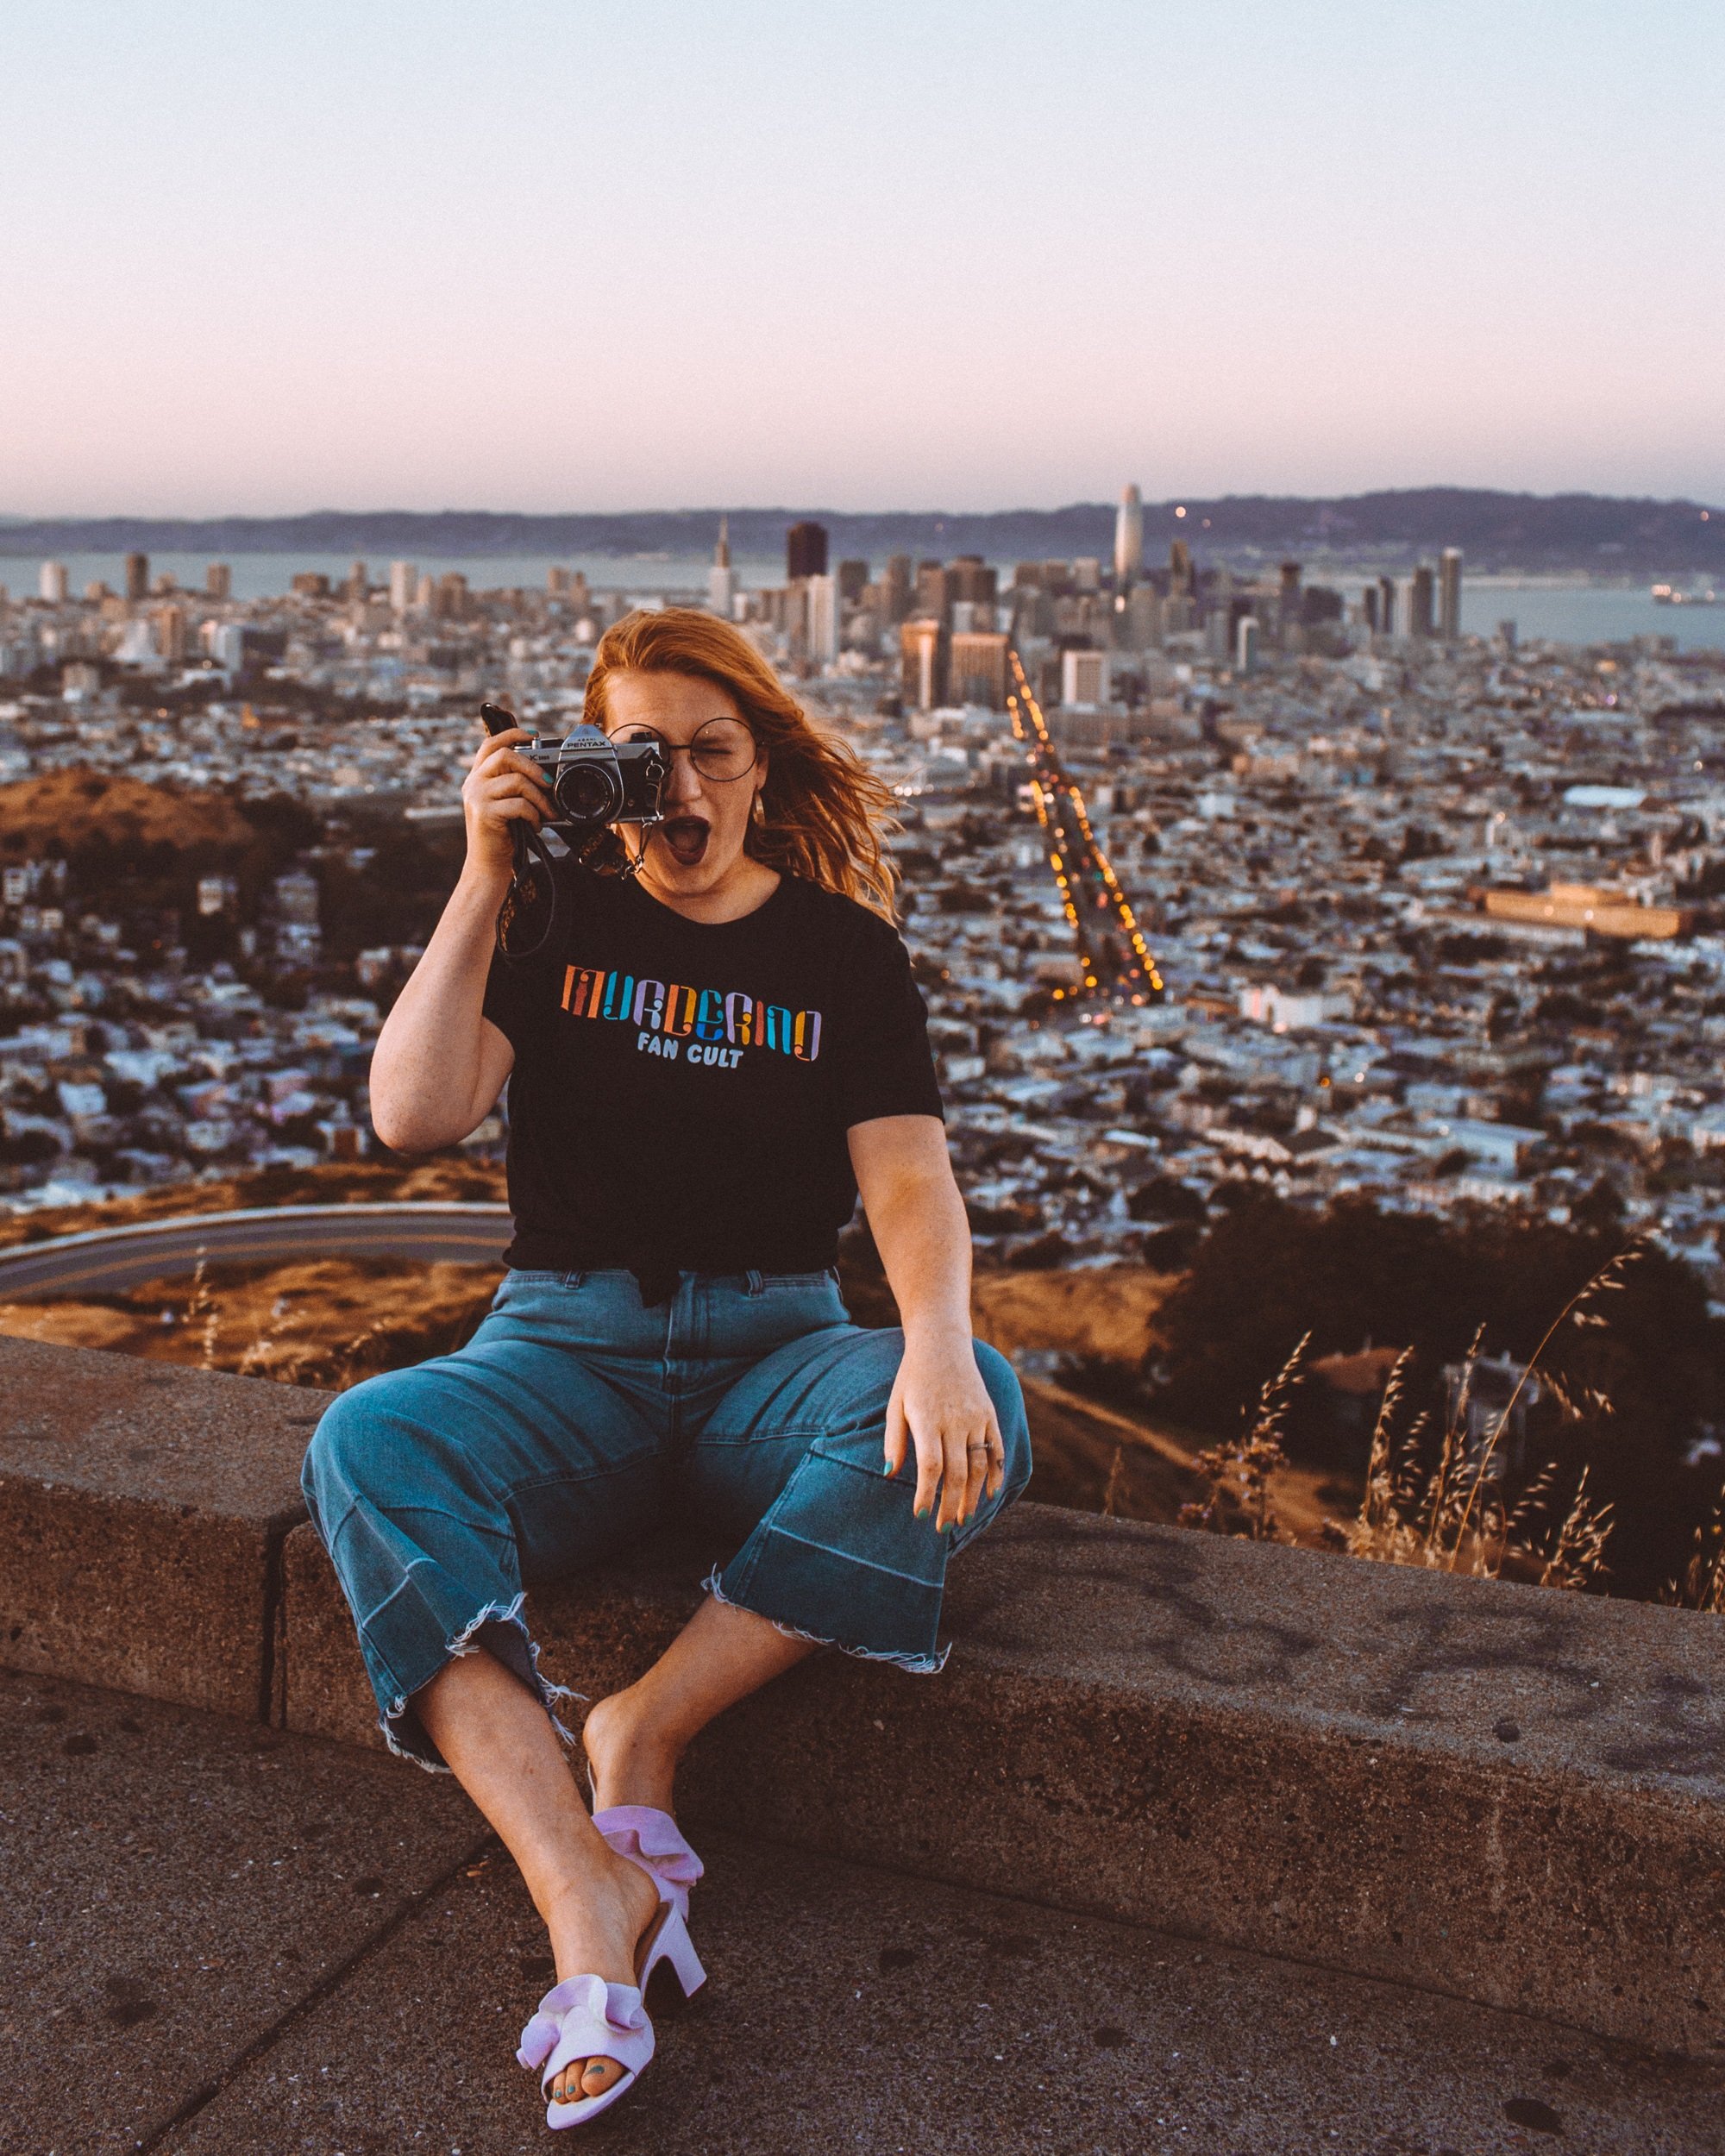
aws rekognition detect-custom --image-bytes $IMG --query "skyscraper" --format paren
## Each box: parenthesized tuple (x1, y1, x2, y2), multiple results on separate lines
(1377, 575, 1396, 636)
(206, 563, 232, 601)
(915, 561, 951, 622)
(948, 555, 997, 610)
(1278, 561, 1302, 624)
(1169, 539, 1194, 597)
(390, 561, 418, 613)
(900, 619, 946, 711)
(948, 631, 1008, 708)
(1439, 548, 1463, 641)
(708, 517, 736, 617)
(837, 559, 869, 605)
(123, 553, 149, 603)
(786, 520, 828, 580)
(1061, 649, 1111, 707)
(806, 574, 839, 664)
(1408, 565, 1436, 638)
(1125, 585, 1162, 650)
(1114, 485, 1144, 587)
(881, 555, 912, 624)
(39, 561, 68, 604)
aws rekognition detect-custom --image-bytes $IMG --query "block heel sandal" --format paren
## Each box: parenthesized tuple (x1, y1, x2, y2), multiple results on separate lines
(517, 1891, 707, 2129)
(591, 1803, 705, 1922)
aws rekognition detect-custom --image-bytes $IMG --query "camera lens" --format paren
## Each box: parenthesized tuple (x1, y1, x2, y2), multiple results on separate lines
(555, 758, 624, 824)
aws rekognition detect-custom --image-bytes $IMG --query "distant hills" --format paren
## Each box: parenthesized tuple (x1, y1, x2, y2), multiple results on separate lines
(2, 489, 1720, 573)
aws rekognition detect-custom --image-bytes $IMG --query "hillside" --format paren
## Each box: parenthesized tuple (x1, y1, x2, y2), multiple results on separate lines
(0, 768, 256, 859)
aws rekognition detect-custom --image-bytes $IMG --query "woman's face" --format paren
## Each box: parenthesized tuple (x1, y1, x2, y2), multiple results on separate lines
(602, 668, 768, 903)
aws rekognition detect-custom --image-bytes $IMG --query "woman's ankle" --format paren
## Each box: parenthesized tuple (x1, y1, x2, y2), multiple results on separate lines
(539, 1847, 660, 1977)
(583, 1690, 681, 1813)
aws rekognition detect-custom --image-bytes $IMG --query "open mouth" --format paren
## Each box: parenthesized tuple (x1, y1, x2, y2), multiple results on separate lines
(658, 814, 710, 867)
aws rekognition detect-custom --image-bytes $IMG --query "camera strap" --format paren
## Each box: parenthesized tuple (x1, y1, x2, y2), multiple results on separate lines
(494, 818, 655, 965)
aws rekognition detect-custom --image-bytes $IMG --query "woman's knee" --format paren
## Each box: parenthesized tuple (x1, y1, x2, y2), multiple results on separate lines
(973, 1339, 1032, 1492)
(301, 1384, 363, 1519)
(300, 1369, 430, 1521)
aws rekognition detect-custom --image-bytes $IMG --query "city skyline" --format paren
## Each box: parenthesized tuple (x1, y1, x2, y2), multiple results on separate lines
(3, 3, 1721, 515)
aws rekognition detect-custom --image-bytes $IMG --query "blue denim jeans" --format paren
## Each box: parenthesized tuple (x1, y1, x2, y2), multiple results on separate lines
(301, 1268, 1031, 1769)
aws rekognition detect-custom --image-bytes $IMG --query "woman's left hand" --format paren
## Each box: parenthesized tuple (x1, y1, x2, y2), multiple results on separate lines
(884, 1327, 1005, 1532)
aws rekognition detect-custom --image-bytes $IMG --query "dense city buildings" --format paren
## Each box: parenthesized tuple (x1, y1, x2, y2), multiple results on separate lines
(0, 523, 1722, 1323)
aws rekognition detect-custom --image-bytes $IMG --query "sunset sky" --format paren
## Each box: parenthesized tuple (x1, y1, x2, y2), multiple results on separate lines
(3, 0, 1720, 516)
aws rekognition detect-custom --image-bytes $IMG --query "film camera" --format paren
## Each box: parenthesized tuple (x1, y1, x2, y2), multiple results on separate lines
(481, 703, 666, 833)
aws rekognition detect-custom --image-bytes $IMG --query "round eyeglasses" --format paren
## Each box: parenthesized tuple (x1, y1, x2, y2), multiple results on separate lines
(606, 718, 757, 783)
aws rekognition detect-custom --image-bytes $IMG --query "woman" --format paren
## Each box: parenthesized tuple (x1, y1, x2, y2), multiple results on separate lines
(302, 607, 1031, 2128)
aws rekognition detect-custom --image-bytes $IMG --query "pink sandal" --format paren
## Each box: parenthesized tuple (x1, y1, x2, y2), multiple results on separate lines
(591, 1805, 705, 1923)
(517, 1893, 706, 2128)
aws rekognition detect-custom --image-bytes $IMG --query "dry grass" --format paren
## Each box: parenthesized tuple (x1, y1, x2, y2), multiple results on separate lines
(1320, 1246, 1641, 1589)
(1178, 1333, 1309, 1545)
(1013, 1377, 1208, 1523)
(1666, 1493, 1725, 1614)
(970, 1263, 1178, 1366)
(1101, 1444, 1126, 1519)
(0, 1257, 500, 1390)
(1177, 1244, 1645, 1595)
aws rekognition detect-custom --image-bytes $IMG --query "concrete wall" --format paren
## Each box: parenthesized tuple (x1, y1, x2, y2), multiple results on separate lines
(3, 1334, 1722, 2058)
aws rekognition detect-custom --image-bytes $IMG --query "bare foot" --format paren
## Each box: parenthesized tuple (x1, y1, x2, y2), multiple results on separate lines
(543, 1839, 662, 2107)
(582, 1688, 680, 1815)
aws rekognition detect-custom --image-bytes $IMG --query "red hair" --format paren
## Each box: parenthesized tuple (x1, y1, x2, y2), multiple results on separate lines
(583, 608, 900, 920)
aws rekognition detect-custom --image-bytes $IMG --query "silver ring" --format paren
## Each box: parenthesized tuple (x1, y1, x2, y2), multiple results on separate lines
(967, 1440, 991, 1454)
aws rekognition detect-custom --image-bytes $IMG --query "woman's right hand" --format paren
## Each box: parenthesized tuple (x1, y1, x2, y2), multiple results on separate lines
(461, 724, 555, 887)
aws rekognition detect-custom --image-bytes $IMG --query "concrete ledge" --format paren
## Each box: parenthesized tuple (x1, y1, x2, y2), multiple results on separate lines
(0, 1336, 322, 1719)
(5, 1339, 1724, 2057)
(282, 1504, 1725, 2059)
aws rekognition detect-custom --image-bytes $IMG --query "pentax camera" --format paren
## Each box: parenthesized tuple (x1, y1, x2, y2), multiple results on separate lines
(483, 705, 666, 832)
(530, 724, 667, 833)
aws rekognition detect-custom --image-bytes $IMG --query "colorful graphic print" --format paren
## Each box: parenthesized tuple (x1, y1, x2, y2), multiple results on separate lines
(561, 965, 822, 1067)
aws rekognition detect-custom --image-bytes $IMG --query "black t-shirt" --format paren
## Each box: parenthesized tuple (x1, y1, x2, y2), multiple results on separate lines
(480, 863, 944, 1278)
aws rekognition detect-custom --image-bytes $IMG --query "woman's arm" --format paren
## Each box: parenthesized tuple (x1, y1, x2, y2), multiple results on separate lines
(368, 724, 552, 1153)
(849, 1113, 1004, 1532)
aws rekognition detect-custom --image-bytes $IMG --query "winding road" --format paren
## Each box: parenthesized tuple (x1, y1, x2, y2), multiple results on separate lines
(0, 1204, 512, 1300)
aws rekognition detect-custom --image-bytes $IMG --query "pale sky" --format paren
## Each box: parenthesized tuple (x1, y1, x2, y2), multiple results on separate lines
(2, 0, 1720, 516)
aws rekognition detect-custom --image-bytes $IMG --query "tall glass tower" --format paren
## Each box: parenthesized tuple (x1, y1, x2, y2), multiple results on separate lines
(1113, 484, 1144, 588)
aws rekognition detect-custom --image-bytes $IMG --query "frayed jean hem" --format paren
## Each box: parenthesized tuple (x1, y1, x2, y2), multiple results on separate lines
(379, 1590, 585, 1772)
(701, 1565, 950, 1676)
